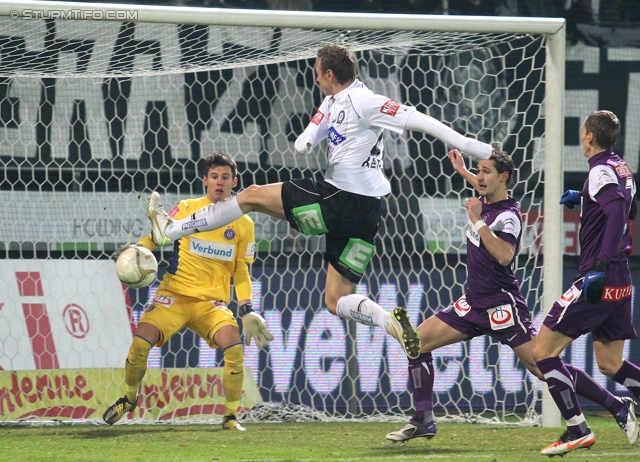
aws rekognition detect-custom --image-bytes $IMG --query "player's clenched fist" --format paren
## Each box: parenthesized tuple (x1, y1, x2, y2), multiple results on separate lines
(294, 132, 314, 155)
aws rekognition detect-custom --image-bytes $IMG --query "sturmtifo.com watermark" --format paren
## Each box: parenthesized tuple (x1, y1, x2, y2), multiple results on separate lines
(10, 9, 139, 20)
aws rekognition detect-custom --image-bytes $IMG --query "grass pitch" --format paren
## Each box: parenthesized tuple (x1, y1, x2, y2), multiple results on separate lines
(1, 416, 639, 461)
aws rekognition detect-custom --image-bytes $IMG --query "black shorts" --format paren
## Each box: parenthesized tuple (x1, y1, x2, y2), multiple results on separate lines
(281, 178, 381, 283)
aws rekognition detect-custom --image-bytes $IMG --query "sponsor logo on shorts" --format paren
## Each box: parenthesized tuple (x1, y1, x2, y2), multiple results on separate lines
(224, 228, 236, 240)
(152, 295, 174, 306)
(453, 296, 470, 317)
(488, 304, 515, 330)
(558, 284, 581, 307)
(311, 111, 325, 125)
(168, 206, 180, 218)
(190, 237, 235, 261)
(602, 284, 633, 301)
(292, 204, 328, 235)
(182, 219, 207, 230)
(380, 100, 401, 116)
(327, 127, 346, 146)
(340, 239, 375, 275)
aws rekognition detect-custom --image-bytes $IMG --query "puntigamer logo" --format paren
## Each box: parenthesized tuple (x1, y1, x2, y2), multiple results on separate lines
(182, 219, 208, 230)
(190, 237, 235, 261)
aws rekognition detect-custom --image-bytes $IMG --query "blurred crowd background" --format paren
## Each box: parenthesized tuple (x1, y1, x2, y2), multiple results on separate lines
(53, 0, 640, 46)
(72, 0, 640, 29)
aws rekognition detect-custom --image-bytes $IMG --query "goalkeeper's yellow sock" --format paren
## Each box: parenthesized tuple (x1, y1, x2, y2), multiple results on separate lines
(222, 343, 244, 416)
(124, 335, 153, 402)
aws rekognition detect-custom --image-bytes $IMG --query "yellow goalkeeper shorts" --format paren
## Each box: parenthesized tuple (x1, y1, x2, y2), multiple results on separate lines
(138, 289, 238, 349)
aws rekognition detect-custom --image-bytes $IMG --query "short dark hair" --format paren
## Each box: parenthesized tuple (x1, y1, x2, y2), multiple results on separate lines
(490, 149, 516, 188)
(317, 44, 357, 85)
(584, 110, 620, 150)
(201, 151, 237, 178)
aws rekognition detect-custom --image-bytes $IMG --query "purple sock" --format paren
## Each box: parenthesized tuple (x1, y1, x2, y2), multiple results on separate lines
(409, 352, 434, 424)
(566, 364, 623, 416)
(613, 360, 640, 402)
(537, 357, 590, 435)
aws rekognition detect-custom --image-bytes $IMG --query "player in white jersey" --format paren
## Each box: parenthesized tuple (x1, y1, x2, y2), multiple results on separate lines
(145, 44, 493, 360)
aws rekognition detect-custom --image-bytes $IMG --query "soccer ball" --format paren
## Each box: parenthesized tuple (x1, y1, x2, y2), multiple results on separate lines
(115, 246, 158, 289)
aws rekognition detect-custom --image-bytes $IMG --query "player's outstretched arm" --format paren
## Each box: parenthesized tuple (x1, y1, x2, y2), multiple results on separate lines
(448, 149, 479, 190)
(294, 109, 329, 155)
(405, 111, 492, 160)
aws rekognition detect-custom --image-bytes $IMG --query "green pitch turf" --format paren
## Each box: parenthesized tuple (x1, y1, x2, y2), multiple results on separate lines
(1, 416, 639, 461)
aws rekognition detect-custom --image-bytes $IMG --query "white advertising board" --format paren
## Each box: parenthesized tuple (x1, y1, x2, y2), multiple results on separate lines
(0, 259, 134, 370)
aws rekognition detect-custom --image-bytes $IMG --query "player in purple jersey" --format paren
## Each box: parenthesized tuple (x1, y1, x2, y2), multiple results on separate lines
(532, 110, 640, 456)
(144, 44, 494, 361)
(387, 148, 638, 446)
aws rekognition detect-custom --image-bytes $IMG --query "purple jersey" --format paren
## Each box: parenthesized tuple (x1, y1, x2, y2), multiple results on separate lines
(578, 150, 637, 274)
(465, 196, 526, 309)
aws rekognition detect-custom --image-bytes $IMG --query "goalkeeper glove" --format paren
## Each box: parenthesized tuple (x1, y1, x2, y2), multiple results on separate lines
(582, 259, 609, 304)
(560, 190, 581, 209)
(239, 303, 274, 348)
(111, 243, 143, 260)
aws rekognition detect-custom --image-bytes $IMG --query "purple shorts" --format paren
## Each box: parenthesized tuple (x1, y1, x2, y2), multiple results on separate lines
(435, 294, 536, 348)
(543, 262, 638, 341)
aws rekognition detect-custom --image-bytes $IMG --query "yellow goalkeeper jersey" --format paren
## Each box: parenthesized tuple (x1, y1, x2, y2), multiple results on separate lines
(138, 195, 255, 303)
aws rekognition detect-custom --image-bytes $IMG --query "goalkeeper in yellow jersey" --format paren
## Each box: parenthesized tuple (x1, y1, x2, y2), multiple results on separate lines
(103, 151, 273, 430)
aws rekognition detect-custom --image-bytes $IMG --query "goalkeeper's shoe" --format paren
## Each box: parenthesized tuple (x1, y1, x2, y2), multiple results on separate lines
(615, 397, 638, 445)
(387, 307, 421, 360)
(103, 395, 138, 425)
(147, 191, 172, 246)
(386, 420, 436, 442)
(540, 429, 595, 456)
(222, 414, 246, 432)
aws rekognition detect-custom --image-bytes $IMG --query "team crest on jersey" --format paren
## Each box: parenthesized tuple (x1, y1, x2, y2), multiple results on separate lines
(327, 127, 346, 146)
(380, 100, 400, 116)
(488, 304, 515, 330)
(336, 110, 345, 124)
(311, 111, 325, 125)
(224, 228, 236, 240)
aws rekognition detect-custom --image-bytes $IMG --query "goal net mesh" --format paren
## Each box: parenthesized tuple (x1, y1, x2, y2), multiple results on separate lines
(0, 13, 547, 426)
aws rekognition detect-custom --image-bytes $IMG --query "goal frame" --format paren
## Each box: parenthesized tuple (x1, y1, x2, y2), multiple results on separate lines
(0, 0, 566, 427)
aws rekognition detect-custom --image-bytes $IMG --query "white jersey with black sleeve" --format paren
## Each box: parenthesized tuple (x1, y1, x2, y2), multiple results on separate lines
(301, 79, 416, 197)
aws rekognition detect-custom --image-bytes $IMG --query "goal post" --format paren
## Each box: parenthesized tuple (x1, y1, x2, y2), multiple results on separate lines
(0, 1, 564, 427)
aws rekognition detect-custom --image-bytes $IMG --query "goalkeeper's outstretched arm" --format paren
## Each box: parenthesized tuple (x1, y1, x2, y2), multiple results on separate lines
(405, 111, 492, 160)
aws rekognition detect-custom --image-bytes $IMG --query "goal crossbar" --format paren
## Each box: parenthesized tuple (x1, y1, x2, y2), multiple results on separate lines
(2, 1, 565, 34)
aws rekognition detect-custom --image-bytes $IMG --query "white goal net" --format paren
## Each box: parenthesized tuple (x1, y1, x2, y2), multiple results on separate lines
(0, 2, 566, 426)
